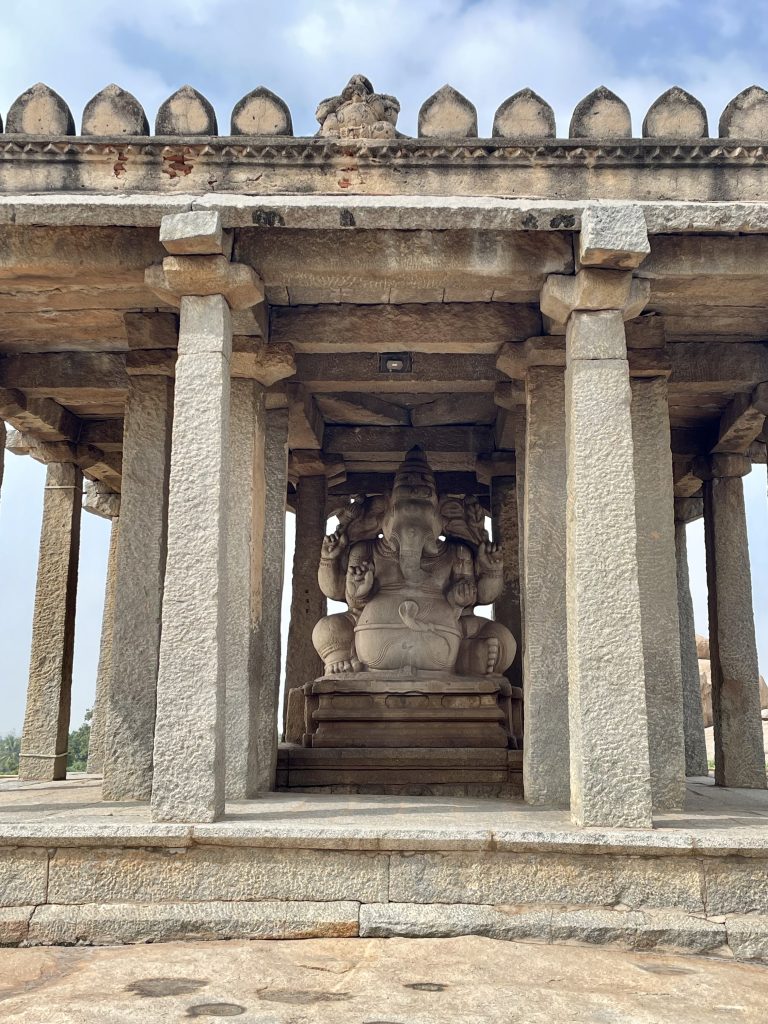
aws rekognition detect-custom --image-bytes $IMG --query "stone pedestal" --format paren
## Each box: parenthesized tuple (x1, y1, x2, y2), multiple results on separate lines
(674, 507, 709, 777)
(630, 377, 686, 810)
(86, 517, 119, 775)
(284, 474, 327, 738)
(151, 295, 232, 822)
(306, 673, 512, 749)
(103, 376, 173, 801)
(522, 366, 569, 806)
(224, 378, 266, 800)
(19, 462, 82, 782)
(564, 310, 652, 828)
(702, 454, 766, 789)
(252, 408, 289, 792)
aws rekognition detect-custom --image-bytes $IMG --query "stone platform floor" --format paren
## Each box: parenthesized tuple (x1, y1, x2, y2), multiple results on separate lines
(1, 935, 767, 1023)
(2, 774, 768, 846)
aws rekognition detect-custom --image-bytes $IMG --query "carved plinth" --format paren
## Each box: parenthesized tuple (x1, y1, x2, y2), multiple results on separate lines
(305, 673, 512, 749)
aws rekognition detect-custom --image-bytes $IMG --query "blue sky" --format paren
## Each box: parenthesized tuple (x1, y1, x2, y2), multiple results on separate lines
(2, 0, 768, 733)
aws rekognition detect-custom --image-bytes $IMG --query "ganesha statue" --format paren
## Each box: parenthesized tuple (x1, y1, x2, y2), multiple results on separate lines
(311, 447, 517, 679)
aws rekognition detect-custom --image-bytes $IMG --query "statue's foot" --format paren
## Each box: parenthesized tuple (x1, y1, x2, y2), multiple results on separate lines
(328, 659, 355, 674)
(350, 657, 363, 672)
(484, 637, 500, 674)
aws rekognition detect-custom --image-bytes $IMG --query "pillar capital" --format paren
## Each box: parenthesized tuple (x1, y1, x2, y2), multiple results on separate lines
(578, 203, 650, 270)
(146, 210, 264, 311)
(540, 268, 649, 327)
(83, 480, 120, 520)
(693, 452, 752, 480)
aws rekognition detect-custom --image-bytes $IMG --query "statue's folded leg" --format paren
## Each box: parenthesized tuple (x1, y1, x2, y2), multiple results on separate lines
(456, 615, 517, 676)
(312, 612, 357, 674)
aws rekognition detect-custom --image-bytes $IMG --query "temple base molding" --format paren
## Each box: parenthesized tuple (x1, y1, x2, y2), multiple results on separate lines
(277, 744, 523, 796)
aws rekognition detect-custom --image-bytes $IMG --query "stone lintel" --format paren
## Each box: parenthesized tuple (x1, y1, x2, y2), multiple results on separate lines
(83, 480, 120, 519)
(579, 204, 650, 270)
(540, 269, 649, 326)
(498, 335, 670, 379)
(159, 210, 232, 256)
(0, 388, 78, 443)
(693, 453, 752, 480)
(145, 255, 264, 311)
(674, 496, 704, 523)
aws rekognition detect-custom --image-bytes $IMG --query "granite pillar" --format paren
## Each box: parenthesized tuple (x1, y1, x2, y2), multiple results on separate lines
(630, 377, 686, 810)
(674, 509, 709, 777)
(521, 367, 569, 805)
(102, 376, 173, 801)
(86, 517, 119, 775)
(225, 378, 266, 800)
(565, 310, 652, 828)
(253, 408, 289, 790)
(284, 474, 327, 741)
(19, 462, 82, 781)
(0, 420, 5, 504)
(151, 295, 232, 822)
(490, 475, 522, 691)
(702, 454, 766, 788)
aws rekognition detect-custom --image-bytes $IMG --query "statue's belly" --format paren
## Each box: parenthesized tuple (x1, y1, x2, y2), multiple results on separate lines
(355, 590, 460, 672)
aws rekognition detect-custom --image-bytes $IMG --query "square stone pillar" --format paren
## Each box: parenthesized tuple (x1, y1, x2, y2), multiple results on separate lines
(674, 499, 709, 777)
(284, 473, 328, 740)
(0, 419, 5, 502)
(700, 454, 766, 788)
(225, 378, 266, 800)
(86, 515, 119, 775)
(19, 462, 82, 781)
(630, 377, 686, 810)
(564, 311, 652, 828)
(102, 376, 173, 801)
(521, 367, 569, 805)
(253, 408, 289, 790)
(151, 295, 233, 822)
(490, 475, 522, 690)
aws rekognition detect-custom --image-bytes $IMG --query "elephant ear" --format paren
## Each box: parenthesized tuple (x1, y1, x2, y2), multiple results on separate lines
(338, 494, 386, 543)
(440, 494, 488, 550)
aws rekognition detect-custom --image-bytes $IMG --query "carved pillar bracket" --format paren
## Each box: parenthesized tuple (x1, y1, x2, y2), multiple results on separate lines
(694, 453, 766, 789)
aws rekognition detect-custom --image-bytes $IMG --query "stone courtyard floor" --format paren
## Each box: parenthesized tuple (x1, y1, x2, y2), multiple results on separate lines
(1, 935, 767, 1023)
(3, 773, 768, 838)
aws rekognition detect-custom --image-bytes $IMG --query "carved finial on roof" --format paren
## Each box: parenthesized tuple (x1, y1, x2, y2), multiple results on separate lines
(570, 86, 631, 139)
(155, 85, 217, 136)
(418, 85, 477, 138)
(643, 87, 708, 139)
(6, 83, 74, 135)
(316, 75, 399, 139)
(719, 86, 768, 139)
(231, 87, 292, 136)
(82, 84, 148, 136)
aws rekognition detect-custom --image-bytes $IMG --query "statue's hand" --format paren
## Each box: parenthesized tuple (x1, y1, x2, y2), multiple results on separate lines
(477, 540, 503, 574)
(451, 579, 477, 608)
(347, 560, 374, 600)
(321, 531, 347, 561)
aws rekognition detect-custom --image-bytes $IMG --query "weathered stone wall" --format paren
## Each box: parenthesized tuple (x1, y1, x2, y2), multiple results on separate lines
(2, 832, 768, 959)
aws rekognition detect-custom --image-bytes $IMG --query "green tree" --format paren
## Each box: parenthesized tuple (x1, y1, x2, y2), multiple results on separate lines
(0, 733, 21, 775)
(66, 712, 91, 773)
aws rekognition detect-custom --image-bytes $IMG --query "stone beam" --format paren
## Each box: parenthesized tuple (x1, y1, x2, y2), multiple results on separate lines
(0, 389, 78, 442)
(315, 393, 410, 427)
(295, 353, 501, 393)
(79, 420, 123, 451)
(322, 425, 494, 458)
(412, 393, 497, 427)
(124, 311, 179, 350)
(271, 303, 542, 354)
(328, 470, 487, 496)
(0, 352, 129, 400)
(6, 429, 121, 490)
